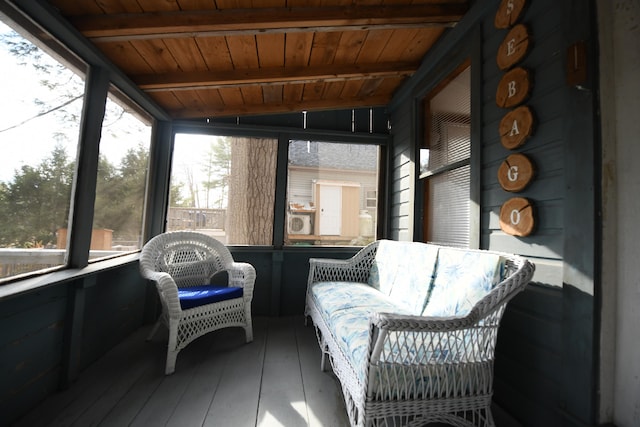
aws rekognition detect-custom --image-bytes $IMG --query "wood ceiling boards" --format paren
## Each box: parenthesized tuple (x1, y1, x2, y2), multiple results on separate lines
(48, 0, 468, 119)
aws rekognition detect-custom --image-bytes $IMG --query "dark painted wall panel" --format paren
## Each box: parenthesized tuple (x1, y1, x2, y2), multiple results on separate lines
(80, 264, 147, 369)
(389, 0, 598, 425)
(231, 251, 274, 317)
(1, 263, 148, 426)
(388, 100, 414, 240)
(0, 286, 67, 424)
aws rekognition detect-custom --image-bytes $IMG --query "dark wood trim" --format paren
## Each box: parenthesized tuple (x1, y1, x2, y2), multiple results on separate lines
(273, 134, 291, 249)
(142, 120, 173, 240)
(168, 96, 392, 120)
(559, 1, 599, 425)
(67, 66, 110, 269)
(469, 26, 482, 250)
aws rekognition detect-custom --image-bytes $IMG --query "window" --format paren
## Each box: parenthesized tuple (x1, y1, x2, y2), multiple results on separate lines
(286, 140, 380, 246)
(168, 133, 277, 245)
(0, 19, 86, 280)
(421, 64, 472, 248)
(89, 86, 152, 261)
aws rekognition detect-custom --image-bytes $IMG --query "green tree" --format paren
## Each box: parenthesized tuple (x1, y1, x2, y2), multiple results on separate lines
(0, 145, 74, 247)
(169, 180, 187, 207)
(93, 144, 148, 242)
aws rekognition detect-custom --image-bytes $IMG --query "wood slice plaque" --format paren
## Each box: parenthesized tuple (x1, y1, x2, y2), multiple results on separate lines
(497, 24, 531, 70)
(495, 0, 528, 29)
(498, 153, 535, 192)
(496, 67, 531, 108)
(500, 197, 535, 237)
(499, 105, 534, 149)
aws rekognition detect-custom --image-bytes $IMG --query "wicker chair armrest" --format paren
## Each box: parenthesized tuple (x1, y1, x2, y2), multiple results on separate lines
(143, 271, 182, 319)
(228, 262, 256, 297)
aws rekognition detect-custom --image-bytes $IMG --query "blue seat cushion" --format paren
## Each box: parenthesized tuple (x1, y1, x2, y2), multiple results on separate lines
(178, 285, 243, 310)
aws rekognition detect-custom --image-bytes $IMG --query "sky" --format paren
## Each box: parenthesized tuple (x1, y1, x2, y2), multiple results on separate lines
(0, 20, 150, 183)
(0, 22, 77, 182)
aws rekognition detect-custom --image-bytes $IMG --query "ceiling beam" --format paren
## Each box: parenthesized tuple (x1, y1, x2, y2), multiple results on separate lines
(134, 62, 419, 91)
(71, 4, 467, 42)
(168, 95, 392, 119)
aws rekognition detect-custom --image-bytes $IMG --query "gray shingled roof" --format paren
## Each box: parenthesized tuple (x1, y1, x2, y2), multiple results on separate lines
(288, 140, 378, 170)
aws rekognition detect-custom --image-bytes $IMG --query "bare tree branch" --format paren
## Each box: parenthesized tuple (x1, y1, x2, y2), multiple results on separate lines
(0, 94, 83, 133)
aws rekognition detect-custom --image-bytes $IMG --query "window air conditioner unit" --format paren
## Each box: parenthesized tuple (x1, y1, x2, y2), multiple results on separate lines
(288, 214, 312, 235)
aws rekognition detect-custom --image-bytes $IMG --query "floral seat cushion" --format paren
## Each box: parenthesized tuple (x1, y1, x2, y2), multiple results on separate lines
(328, 304, 414, 382)
(310, 281, 397, 321)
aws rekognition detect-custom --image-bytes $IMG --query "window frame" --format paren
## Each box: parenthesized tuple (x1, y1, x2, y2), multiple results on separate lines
(0, 2, 166, 288)
(169, 123, 390, 249)
(415, 30, 481, 249)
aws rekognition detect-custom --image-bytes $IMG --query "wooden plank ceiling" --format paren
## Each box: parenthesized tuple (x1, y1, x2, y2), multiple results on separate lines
(48, 0, 468, 119)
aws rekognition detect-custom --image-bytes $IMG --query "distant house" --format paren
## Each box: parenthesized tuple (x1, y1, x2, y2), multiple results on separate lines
(286, 140, 378, 244)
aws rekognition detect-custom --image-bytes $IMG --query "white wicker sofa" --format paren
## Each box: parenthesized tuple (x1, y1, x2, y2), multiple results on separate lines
(305, 239, 535, 427)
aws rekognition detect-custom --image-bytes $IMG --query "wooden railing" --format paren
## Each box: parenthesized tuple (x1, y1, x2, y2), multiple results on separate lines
(166, 207, 226, 231)
(0, 248, 132, 280)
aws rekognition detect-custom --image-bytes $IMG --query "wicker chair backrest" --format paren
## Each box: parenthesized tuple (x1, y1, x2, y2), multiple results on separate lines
(141, 231, 234, 288)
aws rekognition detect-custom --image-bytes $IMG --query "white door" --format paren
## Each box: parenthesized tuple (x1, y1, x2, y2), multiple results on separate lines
(319, 185, 341, 235)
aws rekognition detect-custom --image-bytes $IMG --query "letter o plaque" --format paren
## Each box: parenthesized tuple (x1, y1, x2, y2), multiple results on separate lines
(500, 197, 535, 236)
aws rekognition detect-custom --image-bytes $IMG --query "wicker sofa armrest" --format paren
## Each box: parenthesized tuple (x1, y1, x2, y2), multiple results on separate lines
(370, 311, 477, 333)
(367, 311, 482, 368)
(307, 241, 379, 284)
(362, 310, 500, 402)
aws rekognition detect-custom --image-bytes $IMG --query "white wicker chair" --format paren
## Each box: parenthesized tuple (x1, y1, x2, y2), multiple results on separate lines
(140, 231, 255, 375)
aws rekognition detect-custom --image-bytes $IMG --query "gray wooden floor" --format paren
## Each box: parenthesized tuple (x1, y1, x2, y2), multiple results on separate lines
(14, 316, 350, 427)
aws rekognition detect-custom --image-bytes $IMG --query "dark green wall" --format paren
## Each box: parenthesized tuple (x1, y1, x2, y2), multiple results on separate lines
(0, 285, 67, 423)
(0, 262, 148, 425)
(388, 0, 599, 426)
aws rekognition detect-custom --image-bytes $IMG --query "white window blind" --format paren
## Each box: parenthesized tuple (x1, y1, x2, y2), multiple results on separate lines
(424, 66, 471, 248)
(427, 165, 470, 247)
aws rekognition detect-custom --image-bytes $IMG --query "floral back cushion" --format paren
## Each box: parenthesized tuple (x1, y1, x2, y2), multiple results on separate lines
(422, 248, 505, 318)
(368, 240, 439, 314)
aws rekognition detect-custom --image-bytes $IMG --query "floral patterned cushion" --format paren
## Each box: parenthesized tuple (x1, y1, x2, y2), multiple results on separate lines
(422, 248, 505, 317)
(367, 240, 439, 314)
(329, 304, 413, 382)
(329, 307, 466, 389)
(310, 282, 394, 321)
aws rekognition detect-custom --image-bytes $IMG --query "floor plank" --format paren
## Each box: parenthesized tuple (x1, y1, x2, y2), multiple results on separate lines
(13, 316, 350, 427)
(201, 321, 267, 427)
(257, 317, 308, 427)
(295, 320, 350, 427)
